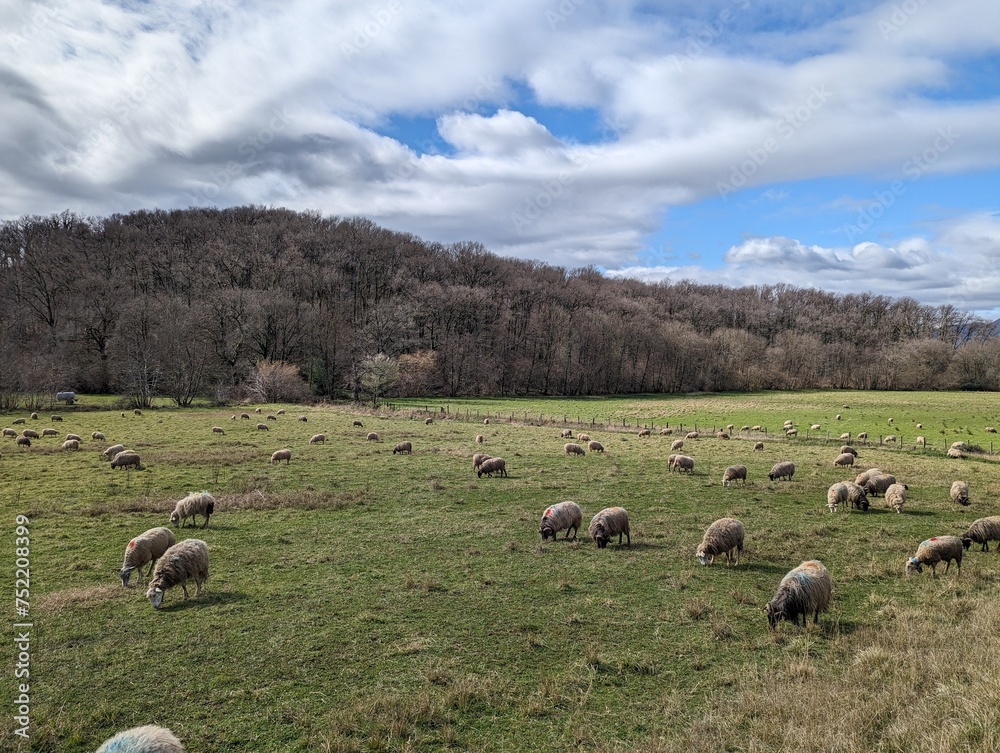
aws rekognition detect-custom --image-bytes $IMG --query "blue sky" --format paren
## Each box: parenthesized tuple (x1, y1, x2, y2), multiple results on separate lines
(2, 0, 999, 314)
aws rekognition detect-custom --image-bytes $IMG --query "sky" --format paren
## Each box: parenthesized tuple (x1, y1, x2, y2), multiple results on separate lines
(2, 0, 1000, 315)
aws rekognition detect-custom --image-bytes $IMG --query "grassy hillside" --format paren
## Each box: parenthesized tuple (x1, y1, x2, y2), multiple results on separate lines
(3, 392, 1000, 752)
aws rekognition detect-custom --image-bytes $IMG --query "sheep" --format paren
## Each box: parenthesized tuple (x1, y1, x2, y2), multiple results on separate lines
(961, 516, 1000, 552)
(768, 461, 795, 481)
(721, 465, 747, 487)
(241, 413, 251, 419)
(765, 560, 832, 630)
(96, 724, 184, 753)
(392, 441, 412, 455)
(577, 433, 590, 442)
(145, 538, 209, 609)
(270, 449, 292, 465)
(670, 454, 695, 473)
(539, 501, 583, 541)
(685, 431, 699, 439)
(906, 536, 964, 576)
(2, 428, 16, 438)
(65, 433, 82, 442)
(810, 424, 821, 431)
(826, 482, 849, 513)
(856, 432, 868, 443)
(947, 447, 964, 458)
(476, 434, 485, 444)
(477, 457, 507, 478)
(256, 423, 269, 431)
(988, 427, 997, 434)
(835, 414, 842, 420)
(887, 418, 893, 425)
(353, 420, 363, 427)
(916, 423, 923, 429)
(30, 412, 37, 420)
(425, 417, 433, 425)
(483, 418, 490, 425)
(232, 415, 238, 420)
(169, 491, 215, 529)
(110, 450, 140, 470)
(22, 429, 39, 439)
(883, 434, 897, 444)
(716, 431, 730, 440)
(639, 428, 651, 437)
(588, 507, 630, 548)
(840, 432, 851, 441)
(951, 441, 968, 451)
(255, 408, 262, 414)
(212, 426, 225, 435)
(16, 436, 30, 448)
(298, 415, 308, 422)
(12, 418, 25, 425)
(119, 527, 177, 587)
(854, 468, 883, 487)
(915, 436, 926, 447)
(783, 420, 794, 428)
(560, 428, 573, 438)
(92, 431, 106, 441)
(659, 427, 673, 435)
(740, 425, 750, 432)
(696, 517, 744, 565)
(309, 433, 326, 444)
(863, 473, 897, 497)
(62, 438, 80, 451)
(885, 482, 908, 513)
(102, 444, 126, 461)
(670, 439, 684, 451)
(472, 453, 491, 470)
(753, 441, 764, 451)
(366, 432, 380, 441)
(785, 428, 798, 437)
(726, 423, 735, 432)
(751, 425, 762, 431)
(844, 482, 870, 511)
(564, 442, 586, 456)
(950, 480, 970, 506)
(833, 452, 855, 468)
(839, 445, 858, 456)
(276, 409, 286, 415)
(41, 428, 59, 437)
(50, 415, 63, 422)
(587, 440, 605, 453)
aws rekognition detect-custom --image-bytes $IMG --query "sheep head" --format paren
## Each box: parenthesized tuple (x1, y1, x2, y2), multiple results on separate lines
(119, 566, 135, 587)
(905, 557, 923, 575)
(146, 584, 165, 608)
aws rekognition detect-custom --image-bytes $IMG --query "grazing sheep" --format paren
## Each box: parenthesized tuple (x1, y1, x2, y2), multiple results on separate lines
(270, 449, 292, 465)
(62, 438, 80, 451)
(22, 429, 39, 439)
(721, 465, 747, 487)
(961, 516, 1000, 552)
(783, 420, 794, 429)
(577, 433, 590, 442)
(266, 414, 277, 421)
(835, 415, 842, 420)
(751, 425, 762, 431)
(50, 415, 63, 422)
(587, 440, 605, 453)
(833, 452, 855, 468)
(212, 426, 225, 435)
(145, 539, 209, 609)
(102, 444, 126, 460)
(41, 428, 59, 437)
(915, 436, 926, 447)
(768, 461, 795, 481)
(255, 408, 261, 414)
(951, 480, 970, 506)
(882, 434, 897, 444)
(696, 517, 744, 566)
(947, 447, 964, 458)
(716, 431, 730, 440)
(2, 428, 16, 438)
(92, 431, 106, 441)
(96, 724, 184, 753)
(483, 418, 490, 425)
(472, 453, 491, 471)
(477, 457, 507, 478)
(353, 420, 363, 427)
(740, 425, 750, 432)
(564, 442, 586, 456)
(232, 415, 238, 420)
(863, 473, 897, 497)
(854, 468, 883, 487)
(659, 428, 673, 435)
(588, 507, 630, 548)
(16, 436, 30, 448)
(392, 441, 412, 455)
(110, 450, 141, 470)
(169, 491, 215, 529)
(810, 424, 821, 431)
(884, 483, 908, 513)
(30, 412, 37, 420)
(826, 482, 849, 513)
(639, 428, 651, 437)
(726, 424, 735, 432)
(765, 560, 832, 630)
(670, 439, 684, 451)
(366, 432, 380, 441)
(785, 428, 798, 437)
(906, 536, 963, 576)
(888, 418, 893, 424)
(845, 482, 870, 511)
(839, 445, 858, 456)
(560, 429, 573, 438)
(476, 434, 485, 444)
(309, 433, 326, 444)
(988, 427, 997, 433)
(276, 409, 286, 415)
(670, 454, 695, 473)
(425, 417, 433, 425)
(298, 415, 308, 422)
(951, 441, 968, 451)
(241, 413, 250, 419)
(685, 431, 699, 439)
(256, 423, 269, 431)
(119, 527, 177, 587)
(856, 432, 868, 443)
(840, 432, 851, 442)
(539, 501, 583, 541)
(753, 441, 764, 451)
(916, 423, 923, 429)
(12, 418, 25, 425)
(65, 433, 82, 442)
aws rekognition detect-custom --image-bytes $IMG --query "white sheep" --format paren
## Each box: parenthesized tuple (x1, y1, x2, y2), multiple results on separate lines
(62, 438, 80, 451)
(659, 428, 673, 435)
(638, 428, 651, 437)
(309, 433, 326, 444)
(670, 439, 684, 451)
(65, 433, 82, 442)
(950, 480, 969, 506)
(483, 418, 490, 425)
(477, 457, 507, 477)
(353, 419, 364, 427)
(844, 482, 870, 512)
(256, 423, 269, 431)
(906, 536, 963, 576)
(751, 425, 762, 431)
(169, 491, 215, 529)
(916, 436, 926, 447)
(92, 431, 106, 441)
(810, 424, 821, 431)
(961, 516, 1000, 552)
(298, 415, 308, 422)
(856, 432, 868, 443)
(833, 452, 855, 467)
(133, 409, 142, 416)
(110, 450, 140, 470)
(765, 560, 832, 630)
(721, 465, 747, 487)
(839, 445, 858, 456)
(685, 431, 699, 439)
(102, 444, 126, 460)
(241, 413, 250, 419)
(863, 473, 897, 497)
(670, 455, 695, 473)
(768, 461, 795, 481)
(884, 482, 908, 513)
(366, 432, 380, 441)
(119, 527, 177, 587)
(882, 434, 897, 444)
(476, 434, 485, 444)
(588, 507, 630, 548)
(854, 468, 883, 487)
(146, 539, 209, 608)
(826, 482, 849, 513)
(539, 501, 583, 541)
(15, 436, 29, 448)
(753, 441, 764, 451)
(22, 429, 39, 439)
(839, 432, 851, 441)
(587, 440, 605, 453)
(212, 426, 225, 435)
(41, 428, 59, 437)
(564, 442, 586, 456)
(276, 409, 286, 415)
(560, 429, 573, 438)
(96, 724, 184, 753)
(716, 431, 730, 440)
(425, 417, 433, 425)
(392, 441, 412, 455)
(696, 517, 744, 566)
(785, 428, 798, 437)
(2, 428, 16, 438)
(472, 453, 491, 471)
(577, 433, 590, 442)
(270, 448, 292, 464)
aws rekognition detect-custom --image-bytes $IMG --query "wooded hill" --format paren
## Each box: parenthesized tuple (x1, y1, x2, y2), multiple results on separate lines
(1, 206, 996, 405)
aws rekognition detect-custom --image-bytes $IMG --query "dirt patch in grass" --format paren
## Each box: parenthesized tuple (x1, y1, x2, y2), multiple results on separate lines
(37, 584, 123, 614)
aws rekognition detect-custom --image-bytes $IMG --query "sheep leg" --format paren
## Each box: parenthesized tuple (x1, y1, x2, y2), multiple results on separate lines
(201, 512, 210, 529)
(180, 581, 189, 599)
(625, 531, 631, 546)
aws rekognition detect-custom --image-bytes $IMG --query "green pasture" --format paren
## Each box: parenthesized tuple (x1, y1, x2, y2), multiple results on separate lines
(2, 391, 1000, 751)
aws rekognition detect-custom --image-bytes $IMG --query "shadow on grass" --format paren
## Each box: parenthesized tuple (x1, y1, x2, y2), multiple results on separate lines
(155, 590, 250, 611)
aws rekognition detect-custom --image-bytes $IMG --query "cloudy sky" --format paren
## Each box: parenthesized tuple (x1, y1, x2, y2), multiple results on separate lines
(3, 0, 1000, 314)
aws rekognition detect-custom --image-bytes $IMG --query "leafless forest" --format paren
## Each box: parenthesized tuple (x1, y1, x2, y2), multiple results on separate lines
(1, 206, 996, 406)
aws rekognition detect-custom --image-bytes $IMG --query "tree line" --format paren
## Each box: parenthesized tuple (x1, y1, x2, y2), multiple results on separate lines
(1, 206, 996, 407)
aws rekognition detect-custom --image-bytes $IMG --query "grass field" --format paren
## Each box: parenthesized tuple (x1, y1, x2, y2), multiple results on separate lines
(3, 391, 1000, 752)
